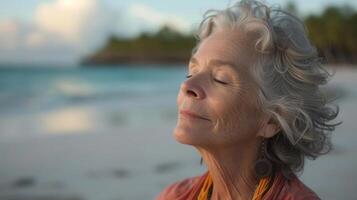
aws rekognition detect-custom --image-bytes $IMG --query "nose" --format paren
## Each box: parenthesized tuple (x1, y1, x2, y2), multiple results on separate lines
(181, 79, 206, 100)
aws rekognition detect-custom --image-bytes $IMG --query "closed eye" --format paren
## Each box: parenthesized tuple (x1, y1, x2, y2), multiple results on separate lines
(186, 74, 228, 85)
(214, 79, 228, 85)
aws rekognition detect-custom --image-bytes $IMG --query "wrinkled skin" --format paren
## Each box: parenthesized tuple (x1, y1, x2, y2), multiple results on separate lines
(174, 29, 280, 200)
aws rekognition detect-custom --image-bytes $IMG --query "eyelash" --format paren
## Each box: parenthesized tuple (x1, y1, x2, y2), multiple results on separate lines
(185, 74, 228, 85)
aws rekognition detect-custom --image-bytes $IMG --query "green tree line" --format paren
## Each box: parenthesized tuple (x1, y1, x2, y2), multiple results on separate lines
(83, 5, 357, 66)
(305, 6, 357, 64)
(82, 26, 196, 65)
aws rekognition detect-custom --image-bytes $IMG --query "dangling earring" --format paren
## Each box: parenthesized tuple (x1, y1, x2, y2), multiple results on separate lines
(254, 139, 273, 179)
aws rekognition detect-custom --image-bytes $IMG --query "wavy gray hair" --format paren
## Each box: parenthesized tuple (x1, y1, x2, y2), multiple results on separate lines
(194, 0, 341, 178)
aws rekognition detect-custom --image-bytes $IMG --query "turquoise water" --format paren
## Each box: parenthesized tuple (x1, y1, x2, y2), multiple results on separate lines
(0, 65, 186, 115)
(0, 65, 187, 139)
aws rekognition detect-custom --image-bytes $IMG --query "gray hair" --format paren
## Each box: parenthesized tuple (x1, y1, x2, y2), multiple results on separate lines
(194, 0, 341, 178)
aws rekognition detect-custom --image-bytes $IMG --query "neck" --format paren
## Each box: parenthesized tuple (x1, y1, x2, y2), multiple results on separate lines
(196, 140, 260, 200)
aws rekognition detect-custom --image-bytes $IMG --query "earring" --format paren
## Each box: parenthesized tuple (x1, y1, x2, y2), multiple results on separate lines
(254, 139, 273, 179)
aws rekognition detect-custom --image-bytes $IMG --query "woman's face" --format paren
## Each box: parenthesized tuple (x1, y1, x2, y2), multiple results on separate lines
(174, 29, 264, 148)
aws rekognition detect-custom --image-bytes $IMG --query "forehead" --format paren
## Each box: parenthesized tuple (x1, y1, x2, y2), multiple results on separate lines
(193, 29, 258, 72)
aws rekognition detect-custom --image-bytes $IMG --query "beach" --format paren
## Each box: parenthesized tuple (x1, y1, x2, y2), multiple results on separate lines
(0, 65, 356, 200)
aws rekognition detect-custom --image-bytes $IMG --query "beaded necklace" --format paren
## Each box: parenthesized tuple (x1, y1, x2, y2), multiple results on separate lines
(197, 172, 271, 200)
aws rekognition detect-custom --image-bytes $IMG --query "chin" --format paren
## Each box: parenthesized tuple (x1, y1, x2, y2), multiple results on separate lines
(173, 124, 205, 146)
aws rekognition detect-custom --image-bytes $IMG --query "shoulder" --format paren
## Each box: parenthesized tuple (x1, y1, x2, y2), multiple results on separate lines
(155, 172, 207, 200)
(278, 173, 321, 200)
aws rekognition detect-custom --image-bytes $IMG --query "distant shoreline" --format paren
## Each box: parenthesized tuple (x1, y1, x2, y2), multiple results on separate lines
(80, 54, 190, 66)
(79, 52, 357, 68)
(80, 54, 357, 68)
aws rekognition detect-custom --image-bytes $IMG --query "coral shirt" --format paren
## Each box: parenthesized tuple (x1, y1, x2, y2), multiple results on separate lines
(156, 170, 320, 200)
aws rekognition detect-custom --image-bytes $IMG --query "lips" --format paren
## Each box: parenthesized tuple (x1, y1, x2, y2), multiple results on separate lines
(179, 109, 210, 121)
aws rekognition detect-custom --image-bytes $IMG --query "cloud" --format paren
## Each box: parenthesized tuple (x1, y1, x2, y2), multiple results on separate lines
(34, 0, 116, 52)
(0, 0, 116, 65)
(0, 20, 21, 50)
(0, 19, 34, 50)
(0, 0, 192, 65)
(0, 19, 75, 64)
(116, 3, 191, 37)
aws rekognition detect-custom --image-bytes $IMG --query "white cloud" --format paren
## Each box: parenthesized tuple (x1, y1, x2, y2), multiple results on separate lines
(34, 0, 116, 52)
(0, 19, 31, 50)
(0, 20, 19, 50)
(116, 3, 191, 37)
(131, 4, 164, 26)
(0, 0, 192, 65)
(0, 0, 116, 65)
(132, 3, 190, 32)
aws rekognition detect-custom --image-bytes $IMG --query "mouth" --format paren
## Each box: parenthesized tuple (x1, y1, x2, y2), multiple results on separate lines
(179, 109, 210, 121)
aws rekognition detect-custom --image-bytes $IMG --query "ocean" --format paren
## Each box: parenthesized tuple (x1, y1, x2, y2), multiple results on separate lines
(0, 64, 356, 200)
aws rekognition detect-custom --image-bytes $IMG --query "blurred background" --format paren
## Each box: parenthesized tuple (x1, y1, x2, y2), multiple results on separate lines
(0, 0, 356, 199)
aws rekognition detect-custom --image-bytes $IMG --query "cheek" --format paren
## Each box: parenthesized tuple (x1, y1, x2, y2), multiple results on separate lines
(211, 97, 241, 134)
(210, 92, 259, 139)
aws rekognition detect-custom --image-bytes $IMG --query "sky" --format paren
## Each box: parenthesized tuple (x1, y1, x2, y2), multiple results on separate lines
(0, 0, 356, 65)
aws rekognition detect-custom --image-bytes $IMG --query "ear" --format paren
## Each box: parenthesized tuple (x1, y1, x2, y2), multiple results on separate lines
(257, 114, 281, 138)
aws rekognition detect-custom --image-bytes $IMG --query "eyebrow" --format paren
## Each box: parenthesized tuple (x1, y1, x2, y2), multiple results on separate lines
(189, 57, 237, 70)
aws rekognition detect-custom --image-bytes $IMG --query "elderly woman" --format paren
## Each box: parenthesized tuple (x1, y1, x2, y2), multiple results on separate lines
(156, 0, 340, 199)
